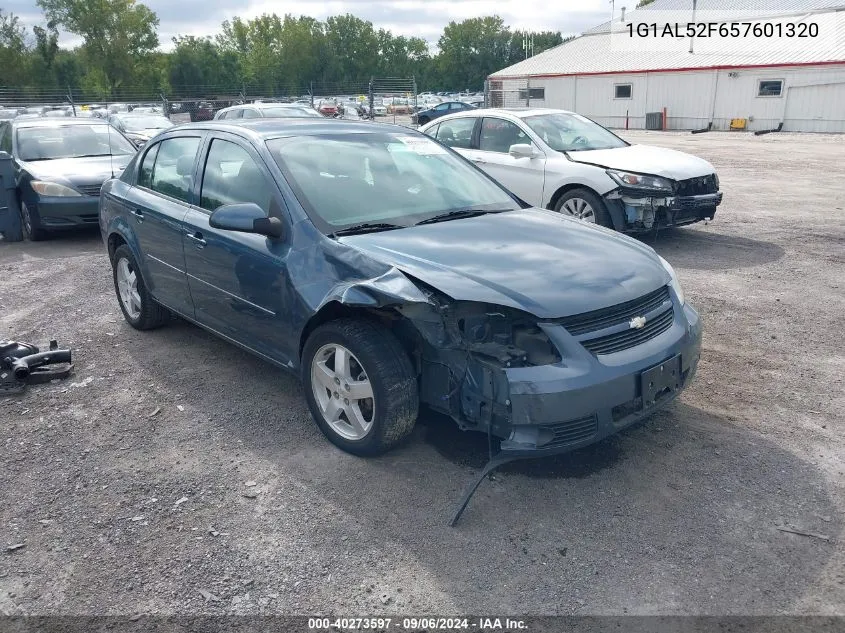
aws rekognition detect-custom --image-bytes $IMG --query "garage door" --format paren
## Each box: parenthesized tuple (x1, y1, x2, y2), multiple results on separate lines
(783, 83, 845, 133)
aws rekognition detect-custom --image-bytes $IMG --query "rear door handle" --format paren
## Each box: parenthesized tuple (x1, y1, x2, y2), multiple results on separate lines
(186, 231, 206, 247)
(471, 157, 486, 164)
(130, 208, 144, 221)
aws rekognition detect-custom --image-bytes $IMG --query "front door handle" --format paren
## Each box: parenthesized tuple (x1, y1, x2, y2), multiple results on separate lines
(471, 157, 486, 164)
(186, 231, 206, 247)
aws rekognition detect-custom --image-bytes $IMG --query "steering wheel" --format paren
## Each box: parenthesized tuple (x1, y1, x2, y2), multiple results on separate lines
(572, 135, 588, 146)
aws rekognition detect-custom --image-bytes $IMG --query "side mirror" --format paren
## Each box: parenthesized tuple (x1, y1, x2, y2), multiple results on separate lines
(133, 139, 147, 149)
(209, 203, 284, 239)
(509, 143, 538, 159)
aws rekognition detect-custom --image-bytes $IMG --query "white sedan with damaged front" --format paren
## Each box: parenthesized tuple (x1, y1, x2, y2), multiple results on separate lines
(419, 108, 723, 233)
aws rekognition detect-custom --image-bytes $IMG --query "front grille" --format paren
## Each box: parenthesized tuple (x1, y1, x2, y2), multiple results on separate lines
(559, 286, 670, 336)
(76, 184, 103, 197)
(542, 415, 597, 448)
(581, 306, 674, 355)
(676, 174, 717, 197)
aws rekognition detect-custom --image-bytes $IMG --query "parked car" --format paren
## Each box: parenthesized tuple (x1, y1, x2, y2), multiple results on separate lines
(420, 108, 723, 232)
(316, 99, 339, 117)
(0, 108, 21, 122)
(214, 103, 321, 120)
(1, 118, 137, 240)
(99, 119, 701, 458)
(192, 101, 217, 122)
(108, 113, 174, 146)
(411, 101, 476, 126)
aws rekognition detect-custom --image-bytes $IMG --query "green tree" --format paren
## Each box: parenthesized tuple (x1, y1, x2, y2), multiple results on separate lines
(36, 0, 160, 93)
(437, 16, 513, 90)
(0, 9, 30, 85)
(169, 35, 239, 94)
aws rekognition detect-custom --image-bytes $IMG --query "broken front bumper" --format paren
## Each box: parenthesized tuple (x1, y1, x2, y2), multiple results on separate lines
(480, 303, 702, 457)
(608, 188, 723, 231)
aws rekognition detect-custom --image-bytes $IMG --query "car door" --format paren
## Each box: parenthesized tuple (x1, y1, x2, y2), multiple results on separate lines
(469, 116, 546, 207)
(182, 133, 293, 364)
(122, 135, 202, 316)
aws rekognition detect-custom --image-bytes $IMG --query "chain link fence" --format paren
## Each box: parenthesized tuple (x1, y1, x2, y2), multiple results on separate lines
(485, 78, 546, 108)
(0, 78, 418, 123)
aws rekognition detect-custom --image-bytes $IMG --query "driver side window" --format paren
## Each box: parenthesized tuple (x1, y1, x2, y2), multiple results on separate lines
(479, 118, 528, 153)
(200, 138, 273, 214)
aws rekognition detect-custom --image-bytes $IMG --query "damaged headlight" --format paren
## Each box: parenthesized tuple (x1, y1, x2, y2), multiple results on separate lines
(658, 255, 685, 305)
(450, 304, 562, 367)
(607, 170, 674, 192)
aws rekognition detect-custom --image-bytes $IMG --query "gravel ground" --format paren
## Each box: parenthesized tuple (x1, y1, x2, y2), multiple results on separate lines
(0, 131, 843, 617)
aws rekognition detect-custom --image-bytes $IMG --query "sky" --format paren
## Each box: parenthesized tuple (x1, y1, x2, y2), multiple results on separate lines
(8, 0, 613, 51)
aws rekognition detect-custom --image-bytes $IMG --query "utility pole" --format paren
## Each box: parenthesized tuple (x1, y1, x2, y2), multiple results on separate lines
(689, 0, 698, 53)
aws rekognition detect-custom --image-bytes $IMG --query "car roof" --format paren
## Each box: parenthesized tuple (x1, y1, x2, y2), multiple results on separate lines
(419, 107, 576, 127)
(11, 117, 112, 129)
(169, 119, 408, 140)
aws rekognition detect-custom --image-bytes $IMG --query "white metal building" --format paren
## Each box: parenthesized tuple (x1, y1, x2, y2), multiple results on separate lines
(488, 0, 845, 132)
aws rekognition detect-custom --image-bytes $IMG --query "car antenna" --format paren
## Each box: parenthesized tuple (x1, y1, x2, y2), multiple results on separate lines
(107, 120, 115, 179)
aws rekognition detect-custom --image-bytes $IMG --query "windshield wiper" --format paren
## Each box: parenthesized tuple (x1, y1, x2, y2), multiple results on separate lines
(330, 222, 406, 237)
(415, 207, 512, 226)
(72, 153, 113, 158)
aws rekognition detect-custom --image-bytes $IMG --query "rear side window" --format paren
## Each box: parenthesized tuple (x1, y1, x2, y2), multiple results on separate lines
(241, 109, 260, 119)
(150, 137, 201, 203)
(200, 139, 272, 214)
(138, 142, 159, 188)
(434, 117, 475, 149)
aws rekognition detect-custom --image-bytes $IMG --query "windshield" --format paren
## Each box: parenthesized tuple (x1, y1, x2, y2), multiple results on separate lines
(261, 107, 320, 118)
(523, 113, 628, 152)
(118, 116, 173, 131)
(267, 132, 517, 233)
(16, 125, 137, 161)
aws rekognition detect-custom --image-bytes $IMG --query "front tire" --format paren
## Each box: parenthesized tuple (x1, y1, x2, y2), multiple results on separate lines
(554, 188, 613, 229)
(417, 116, 430, 126)
(302, 318, 418, 456)
(20, 201, 48, 241)
(111, 244, 170, 330)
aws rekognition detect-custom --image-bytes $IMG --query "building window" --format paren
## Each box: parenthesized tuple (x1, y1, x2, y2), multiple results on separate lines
(758, 79, 783, 97)
(614, 83, 632, 99)
(518, 87, 545, 100)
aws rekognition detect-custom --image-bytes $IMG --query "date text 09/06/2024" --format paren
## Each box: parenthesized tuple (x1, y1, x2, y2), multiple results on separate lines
(626, 21, 819, 38)
(308, 617, 528, 630)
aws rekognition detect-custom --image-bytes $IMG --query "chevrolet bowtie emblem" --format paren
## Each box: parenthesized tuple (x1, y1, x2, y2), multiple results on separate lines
(629, 316, 647, 329)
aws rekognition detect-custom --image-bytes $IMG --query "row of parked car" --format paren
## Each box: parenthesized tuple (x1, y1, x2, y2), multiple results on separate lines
(2, 107, 721, 467)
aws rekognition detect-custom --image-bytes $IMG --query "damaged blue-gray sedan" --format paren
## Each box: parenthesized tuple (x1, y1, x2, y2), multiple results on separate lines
(99, 119, 702, 460)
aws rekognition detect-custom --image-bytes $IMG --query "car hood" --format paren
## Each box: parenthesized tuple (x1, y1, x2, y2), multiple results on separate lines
(339, 209, 668, 319)
(566, 144, 715, 179)
(22, 155, 130, 183)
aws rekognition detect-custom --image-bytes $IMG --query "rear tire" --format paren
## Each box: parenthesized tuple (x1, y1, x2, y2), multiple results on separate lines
(20, 201, 48, 241)
(111, 244, 170, 330)
(302, 318, 418, 456)
(553, 188, 613, 229)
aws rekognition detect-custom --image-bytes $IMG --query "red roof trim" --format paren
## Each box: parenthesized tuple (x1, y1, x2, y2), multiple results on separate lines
(490, 60, 845, 80)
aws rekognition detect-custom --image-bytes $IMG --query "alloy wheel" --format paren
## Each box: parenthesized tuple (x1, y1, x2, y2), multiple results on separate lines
(116, 257, 142, 320)
(310, 343, 375, 441)
(560, 197, 596, 222)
